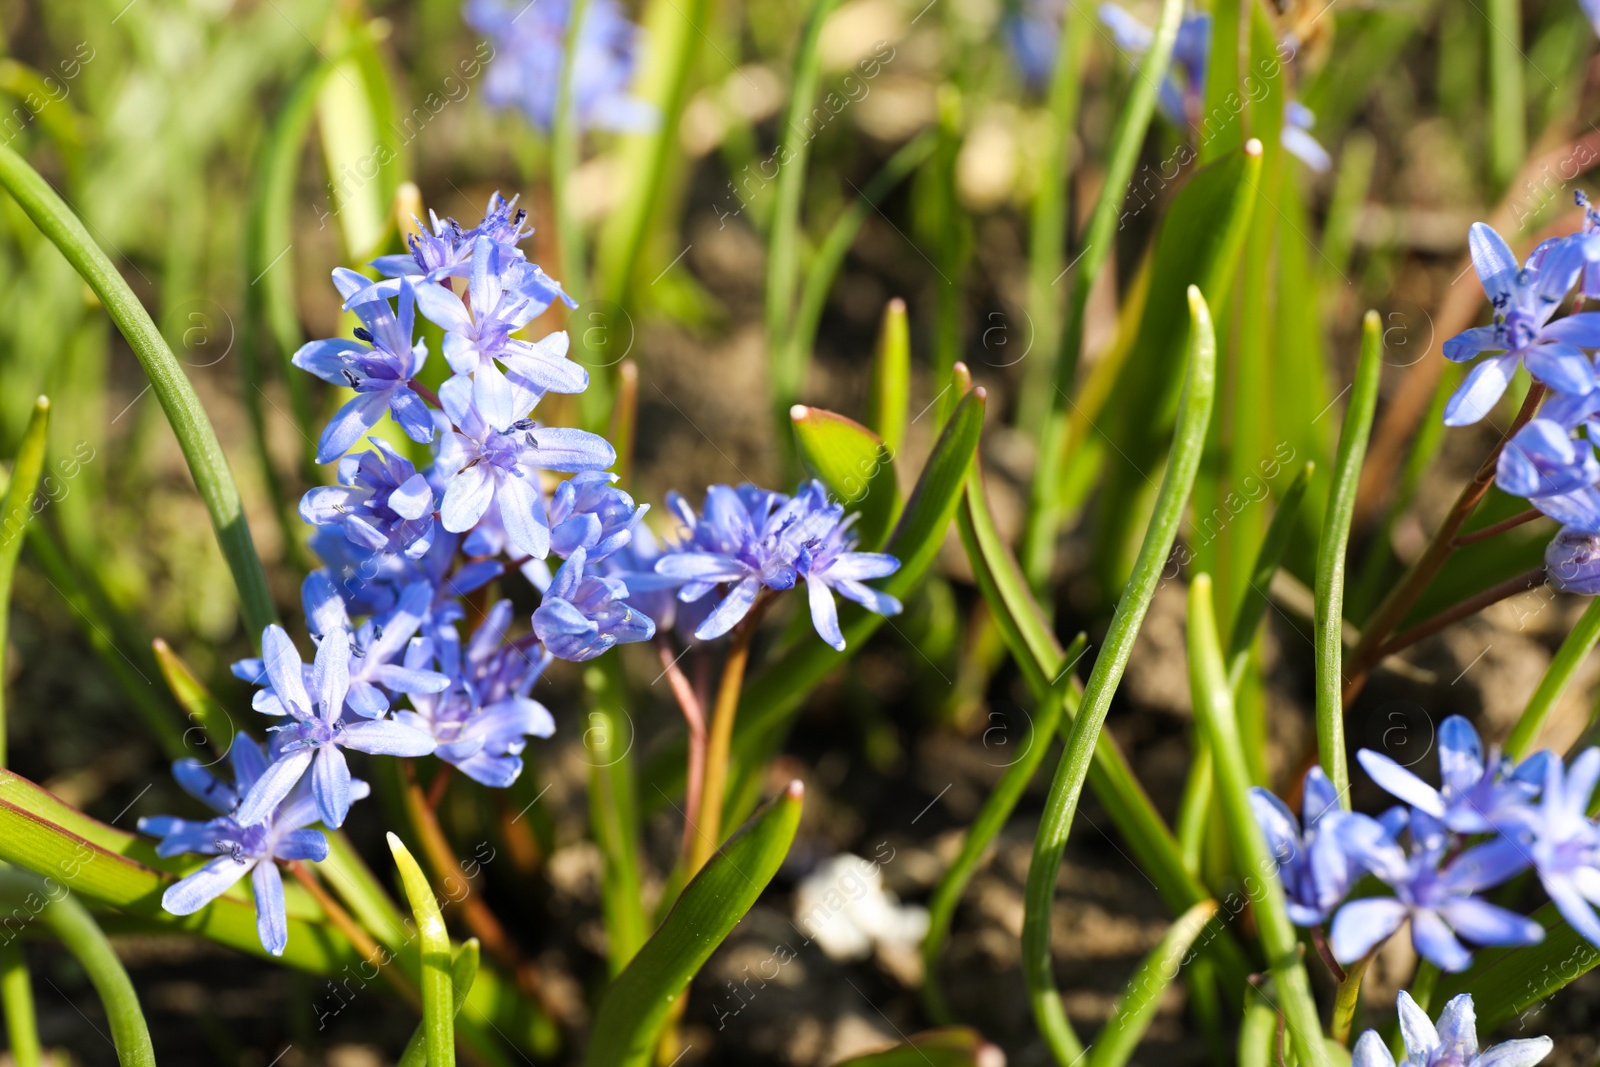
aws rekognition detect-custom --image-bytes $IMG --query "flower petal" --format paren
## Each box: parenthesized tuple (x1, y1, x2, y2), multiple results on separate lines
(1444, 353, 1520, 426)
(162, 854, 255, 915)
(1356, 748, 1446, 817)
(235, 749, 315, 827)
(1329, 897, 1407, 963)
(252, 861, 289, 956)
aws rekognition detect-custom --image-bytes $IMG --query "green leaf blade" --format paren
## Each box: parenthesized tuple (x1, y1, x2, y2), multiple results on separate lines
(585, 781, 804, 1067)
(388, 832, 456, 1067)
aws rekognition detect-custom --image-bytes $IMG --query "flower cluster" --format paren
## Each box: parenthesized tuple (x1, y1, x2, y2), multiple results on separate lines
(1255, 715, 1600, 973)
(1442, 206, 1600, 592)
(140, 194, 904, 955)
(609, 480, 905, 651)
(143, 194, 648, 954)
(1093, 3, 1332, 172)
(464, 0, 656, 132)
(1351, 992, 1551, 1067)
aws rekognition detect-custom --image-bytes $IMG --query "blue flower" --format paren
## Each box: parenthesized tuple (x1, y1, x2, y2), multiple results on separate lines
(1005, 0, 1061, 86)
(395, 601, 555, 788)
(1098, 4, 1210, 125)
(433, 374, 616, 560)
(464, 0, 657, 132)
(1546, 525, 1600, 593)
(653, 484, 812, 640)
(533, 545, 656, 661)
(1442, 223, 1596, 425)
(293, 274, 433, 463)
(236, 626, 436, 830)
(304, 529, 503, 631)
(653, 482, 903, 645)
(599, 521, 702, 635)
(1499, 748, 1600, 948)
(139, 738, 354, 957)
(240, 583, 453, 721)
(1249, 767, 1364, 925)
(1350, 992, 1551, 1067)
(413, 236, 584, 417)
(1496, 391, 1600, 529)
(547, 471, 648, 562)
(793, 495, 902, 651)
(1355, 715, 1549, 834)
(300, 438, 437, 560)
(1331, 809, 1541, 972)
(370, 193, 534, 288)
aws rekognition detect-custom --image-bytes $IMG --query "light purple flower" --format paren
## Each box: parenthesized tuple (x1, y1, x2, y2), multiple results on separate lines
(300, 438, 437, 560)
(1350, 992, 1551, 1067)
(796, 507, 902, 651)
(139, 738, 357, 957)
(1355, 715, 1549, 834)
(465, 0, 657, 132)
(548, 471, 647, 562)
(412, 235, 583, 417)
(236, 626, 436, 830)
(533, 546, 655, 661)
(293, 274, 433, 462)
(395, 601, 556, 788)
(1249, 766, 1364, 925)
(433, 374, 616, 560)
(1331, 809, 1542, 972)
(1442, 223, 1593, 426)
(1499, 748, 1600, 948)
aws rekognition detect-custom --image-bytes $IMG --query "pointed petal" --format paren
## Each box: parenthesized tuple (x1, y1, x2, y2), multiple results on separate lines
(1357, 748, 1446, 816)
(1330, 897, 1408, 963)
(1444, 353, 1520, 426)
(235, 749, 315, 827)
(313, 746, 353, 829)
(162, 855, 255, 915)
(252, 861, 289, 956)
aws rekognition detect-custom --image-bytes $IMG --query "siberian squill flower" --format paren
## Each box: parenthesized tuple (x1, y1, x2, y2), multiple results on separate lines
(1356, 716, 1549, 834)
(465, 0, 657, 132)
(395, 601, 556, 788)
(1249, 766, 1365, 924)
(293, 274, 432, 463)
(1583, 0, 1600, 41)
(1496, 390, 1600, 530)
(305, 529, 503, 631)
(1331, 809, 1542, 972)
(432, 374, 616, 560)
(238, 583, 451, 721)
(140, 739, 359, 957)
(792, 493, 902, 651)
(237, 626, 436, 830)
(370, 193, 534, 289)
(300, 438, 437, 560)
(601, 522, 700, 635)
(654, 482, 903, 644)
(1498, 748, 1600, 948)
(1442, 223, 1594, 425)
(533, 545, 655, 661)
(547, 471, 647, 561)
(653, 484, 816, 640)
(1350, 992, 1551, 1067)
(413, 235, 583, 417)
(1546, 525, 1600, 593)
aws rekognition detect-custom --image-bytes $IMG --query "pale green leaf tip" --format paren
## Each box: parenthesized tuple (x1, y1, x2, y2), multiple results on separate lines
(977, 1042, 1006, 1067)
(1363, 308, 1382, 333)
(791, 404, 809, 422)
(1245, 138, 1263, 157)
(786, 778, 804, 801)
(32, 396, 48, 413)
